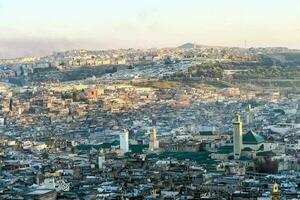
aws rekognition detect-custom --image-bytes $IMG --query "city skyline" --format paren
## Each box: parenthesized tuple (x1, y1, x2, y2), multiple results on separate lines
(1, 0, 300, 58)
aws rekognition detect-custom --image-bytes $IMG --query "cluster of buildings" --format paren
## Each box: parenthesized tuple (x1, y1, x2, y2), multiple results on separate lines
(0, 46, 299, 199)
(0, 77, 299, 199)
(0, 45, 293, 80)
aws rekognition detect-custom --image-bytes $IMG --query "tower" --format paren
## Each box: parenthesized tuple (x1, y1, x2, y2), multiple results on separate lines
(272, 182, 280, 200)
(149, 128, 159, 151)
(246, 104, 253, 125)
(98, 149, 105, 169)
(151, 188, 157, 199)
(233, 113, 243, 159)
(120, 129, 129, 153)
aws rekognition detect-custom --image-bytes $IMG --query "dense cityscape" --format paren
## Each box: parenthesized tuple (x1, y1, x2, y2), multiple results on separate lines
(0, 43, 300, 199)
(2, 0, 300, 199)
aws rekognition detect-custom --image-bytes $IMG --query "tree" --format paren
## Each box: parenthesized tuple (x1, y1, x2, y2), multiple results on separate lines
(72, 92, 80, 102)
(254, 157, 278, 174)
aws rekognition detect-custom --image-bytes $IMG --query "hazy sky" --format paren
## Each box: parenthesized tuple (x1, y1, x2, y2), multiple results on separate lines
(0, 0, 300, 58)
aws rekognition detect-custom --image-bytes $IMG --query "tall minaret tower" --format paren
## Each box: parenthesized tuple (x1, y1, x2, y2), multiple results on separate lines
(233, 113, 243, 159)
(149, 128, 159, 151)
(98, 149, 105, 169)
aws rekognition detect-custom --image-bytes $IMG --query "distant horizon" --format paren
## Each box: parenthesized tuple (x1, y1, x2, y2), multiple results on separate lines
(1, 41, 299, 60)
(1, 0, 300, 59)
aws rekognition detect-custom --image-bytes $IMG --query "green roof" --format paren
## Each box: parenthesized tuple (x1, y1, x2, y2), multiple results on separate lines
(76, 140, 119, 151)
(239, 156, 252, 161)
(215, 144, 233, 154)
(256, 151, 276, 157)
(242, 147, 254, 151)
(199, 131, 214, 136)
(243, 130, 264, 145)
(129, 144, 148, 154)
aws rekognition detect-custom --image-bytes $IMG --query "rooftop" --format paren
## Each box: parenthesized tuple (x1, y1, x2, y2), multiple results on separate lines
(256, 151, 276, 157)
(243, 130, 264, 145)
(199, 131, 214, 136)
(27, 189, 54, 195)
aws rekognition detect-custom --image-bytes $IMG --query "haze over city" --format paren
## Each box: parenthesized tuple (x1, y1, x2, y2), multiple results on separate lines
(1, 0, 300, 58)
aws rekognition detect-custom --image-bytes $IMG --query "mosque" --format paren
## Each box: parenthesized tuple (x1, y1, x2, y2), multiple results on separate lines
(212, 113, 265, 161)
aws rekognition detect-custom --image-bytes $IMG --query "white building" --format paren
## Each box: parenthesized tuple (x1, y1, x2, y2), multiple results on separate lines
(246, 104, 254, 125)
(120, 129, 129, 153)
(0, 118, 4, 126)
(38, 177, 70, 192)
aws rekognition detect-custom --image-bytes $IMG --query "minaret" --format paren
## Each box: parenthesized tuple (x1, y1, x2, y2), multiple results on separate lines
(149, 128, 159, 151)
(272, 182, 280, 200)
(246, 104, 253, 125)
(233, 113, 243, 159)
(120, 129, 129, 153)
(151, 188, 157, 199)
(98, 149, 105, 169)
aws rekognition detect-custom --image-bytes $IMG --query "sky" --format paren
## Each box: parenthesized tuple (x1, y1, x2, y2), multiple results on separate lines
(0, 0, 300, 58)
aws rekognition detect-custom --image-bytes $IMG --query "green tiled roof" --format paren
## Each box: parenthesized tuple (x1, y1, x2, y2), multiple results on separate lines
(130, 144, 148, 154)
(242, 147, 253, 151)
(239, 156, 252, 161)
(243, 130, 264, 145)
(256, 151, 276, 157)
(199, 131, 214, 136)
(216, 144, 233, 154)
